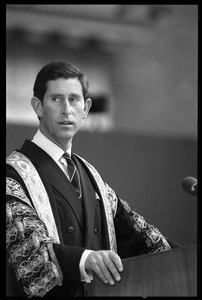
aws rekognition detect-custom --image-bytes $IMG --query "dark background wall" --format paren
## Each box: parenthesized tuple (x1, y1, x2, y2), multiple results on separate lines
(6, 124, 197, 246)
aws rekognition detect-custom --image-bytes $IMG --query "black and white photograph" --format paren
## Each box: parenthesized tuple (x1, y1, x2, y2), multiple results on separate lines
(6, 4, 198, 297)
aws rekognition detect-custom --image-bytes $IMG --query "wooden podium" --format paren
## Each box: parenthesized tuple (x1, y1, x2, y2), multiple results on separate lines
(90, 245, 197, 297)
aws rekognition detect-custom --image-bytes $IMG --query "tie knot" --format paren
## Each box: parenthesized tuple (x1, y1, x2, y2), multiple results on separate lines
(62, 152, 82, 199)
(63, 152, 71, 161)
(62, 152, 77, 181)
(62, 153, 75, 180)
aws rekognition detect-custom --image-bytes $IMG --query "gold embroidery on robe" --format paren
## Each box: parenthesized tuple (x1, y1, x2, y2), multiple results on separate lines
(7, 151, 60, 243)
(6, 152, 63, 298)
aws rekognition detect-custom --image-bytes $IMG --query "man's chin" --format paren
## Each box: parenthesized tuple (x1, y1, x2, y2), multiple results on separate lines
(60, 133, 74, 141)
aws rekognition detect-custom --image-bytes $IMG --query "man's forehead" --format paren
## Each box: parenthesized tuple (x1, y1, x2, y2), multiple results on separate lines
(46, 77, 83, 93)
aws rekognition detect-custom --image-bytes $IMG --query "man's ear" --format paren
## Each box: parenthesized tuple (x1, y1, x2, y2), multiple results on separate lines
(31, 97, 43, 118)
(83, 98, 92, 118)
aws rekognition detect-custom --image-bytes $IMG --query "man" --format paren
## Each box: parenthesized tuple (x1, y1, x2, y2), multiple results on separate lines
(6, 61, 172, 298)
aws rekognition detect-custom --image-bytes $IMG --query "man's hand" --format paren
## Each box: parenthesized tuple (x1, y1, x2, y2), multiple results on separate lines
(85, 250, 123, 285)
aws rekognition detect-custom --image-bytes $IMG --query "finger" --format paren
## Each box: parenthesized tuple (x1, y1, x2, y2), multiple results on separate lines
(98, 258, 116, 285)
(85, 253, 109, 284)
(102, 255, 121, 283)
(109, 251, 124, 272)
(92, 261, 109, 284)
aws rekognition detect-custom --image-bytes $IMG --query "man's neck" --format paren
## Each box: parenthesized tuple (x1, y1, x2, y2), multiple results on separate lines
(38, 127, 72, 152)
(32, 129, 72, 157)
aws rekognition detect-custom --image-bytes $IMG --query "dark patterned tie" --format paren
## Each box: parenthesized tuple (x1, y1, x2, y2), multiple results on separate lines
(62, 153, 82, 199)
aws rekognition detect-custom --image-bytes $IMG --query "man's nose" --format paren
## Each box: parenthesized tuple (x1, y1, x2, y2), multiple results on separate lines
(62, 99, 71, 115)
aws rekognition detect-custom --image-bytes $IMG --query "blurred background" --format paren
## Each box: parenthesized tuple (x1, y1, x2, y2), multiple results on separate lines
(6, 4, 198, 246)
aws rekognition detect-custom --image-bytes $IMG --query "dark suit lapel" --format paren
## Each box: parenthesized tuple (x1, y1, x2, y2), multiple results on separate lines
(73, 156, 97, 248)
(73, 155, 110, 250)
(44, 165, 84, 230)
(20, 140, 83, 229)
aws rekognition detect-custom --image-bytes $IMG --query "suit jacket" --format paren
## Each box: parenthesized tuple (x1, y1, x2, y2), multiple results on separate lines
(6, 139, 172, 297)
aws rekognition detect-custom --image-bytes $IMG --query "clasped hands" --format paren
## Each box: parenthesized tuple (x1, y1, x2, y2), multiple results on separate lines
(85, 250, 123, 285)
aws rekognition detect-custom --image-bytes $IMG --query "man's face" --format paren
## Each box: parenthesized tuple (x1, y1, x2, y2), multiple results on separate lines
(33, 77, 91, 150)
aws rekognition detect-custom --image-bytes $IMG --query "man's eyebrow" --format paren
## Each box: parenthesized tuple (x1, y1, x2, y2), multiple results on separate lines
(50, 93, 82, 98)
(50, 93, 64, 97)
(69, 93, 82, 98)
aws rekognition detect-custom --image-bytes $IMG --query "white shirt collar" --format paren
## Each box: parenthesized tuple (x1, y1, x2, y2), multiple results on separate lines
(31, 129, 72, 162)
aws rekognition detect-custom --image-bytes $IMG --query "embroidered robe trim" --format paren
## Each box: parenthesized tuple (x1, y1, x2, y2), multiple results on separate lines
(6, 151, 63, 298)
(7, 151, 60, 243)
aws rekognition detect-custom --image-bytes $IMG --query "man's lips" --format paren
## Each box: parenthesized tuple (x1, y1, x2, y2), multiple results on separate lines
(58, 121, 74, 125)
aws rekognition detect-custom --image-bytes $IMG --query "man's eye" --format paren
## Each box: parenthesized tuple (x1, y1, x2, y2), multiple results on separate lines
(52, 97, 62, 102)
(69, 97, 79, 102)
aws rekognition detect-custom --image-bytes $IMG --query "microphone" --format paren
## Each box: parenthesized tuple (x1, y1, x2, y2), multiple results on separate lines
(182, 176, 197, 196)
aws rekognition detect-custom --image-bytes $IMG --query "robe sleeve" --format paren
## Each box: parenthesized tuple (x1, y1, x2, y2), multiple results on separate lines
(6, 176, 63, 298)
(104, 183, 171, 258)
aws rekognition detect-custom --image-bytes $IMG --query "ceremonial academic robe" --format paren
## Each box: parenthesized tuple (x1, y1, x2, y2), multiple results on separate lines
(6, 139, 172, 298)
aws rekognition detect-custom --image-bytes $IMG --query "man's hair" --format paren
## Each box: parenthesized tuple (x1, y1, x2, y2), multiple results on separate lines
(33, 61, 89, 102)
